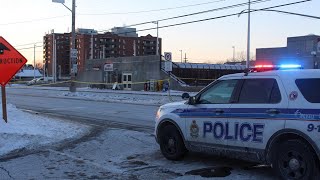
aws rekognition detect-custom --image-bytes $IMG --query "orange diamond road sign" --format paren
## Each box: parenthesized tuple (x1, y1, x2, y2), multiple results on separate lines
(0, 36, 27, 86)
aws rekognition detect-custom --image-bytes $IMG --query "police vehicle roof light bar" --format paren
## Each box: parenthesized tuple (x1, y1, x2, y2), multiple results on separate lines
(245, 64, 303, 74)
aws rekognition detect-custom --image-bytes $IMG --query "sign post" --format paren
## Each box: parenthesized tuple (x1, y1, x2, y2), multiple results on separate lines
(163, 52, 173, 101)
(0, 36, 28, 122)
(1, 86, 7, 122)
(164, 52, 172, 72)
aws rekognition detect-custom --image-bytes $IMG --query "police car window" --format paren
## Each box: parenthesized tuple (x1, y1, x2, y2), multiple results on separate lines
(199, 80, 238, 104)
(296, 79, 320, 103)
(238, 79, 281, 104)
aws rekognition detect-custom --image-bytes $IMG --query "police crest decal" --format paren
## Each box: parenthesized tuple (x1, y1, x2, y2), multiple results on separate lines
(190, 120, 199, 138)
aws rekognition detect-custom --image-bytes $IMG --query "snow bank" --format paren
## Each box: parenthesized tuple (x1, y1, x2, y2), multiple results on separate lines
(61, 92, 182, 105)
(0, 104, 89, 156)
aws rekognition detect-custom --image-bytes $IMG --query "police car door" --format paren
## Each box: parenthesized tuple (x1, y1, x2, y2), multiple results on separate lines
(228, 76, 287, 153)
(186, 78, 241, 150)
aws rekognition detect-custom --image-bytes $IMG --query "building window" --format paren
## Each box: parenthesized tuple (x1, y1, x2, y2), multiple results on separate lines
(306, 40, 314, 52)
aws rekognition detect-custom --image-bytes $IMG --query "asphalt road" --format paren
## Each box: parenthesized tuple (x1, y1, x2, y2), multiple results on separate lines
(1, 87, 277, 179)
(6, 87, 158, 130)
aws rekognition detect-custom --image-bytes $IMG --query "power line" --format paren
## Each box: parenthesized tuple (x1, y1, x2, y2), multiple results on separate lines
(0, 15, 69, 26)
(0, 0, 225, 27)
(98, 0, 271, 32)
(79, 0, 227, 16)
(15, 42, 43, 47)
(253, 9, 320, 19)
(109, 0, 311, 36)
(17, 46, 42, 51)
(16, 0, 312, 50)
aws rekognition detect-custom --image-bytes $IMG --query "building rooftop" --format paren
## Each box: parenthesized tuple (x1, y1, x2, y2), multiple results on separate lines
(176, 63, 246, 70)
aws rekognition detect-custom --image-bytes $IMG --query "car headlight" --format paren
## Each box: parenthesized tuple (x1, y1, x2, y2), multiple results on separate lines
(156, 108, 162, 120)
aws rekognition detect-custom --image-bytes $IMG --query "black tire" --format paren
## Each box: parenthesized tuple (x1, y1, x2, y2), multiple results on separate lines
(272, 139, 319, 180)
(159, 124, 187, 161)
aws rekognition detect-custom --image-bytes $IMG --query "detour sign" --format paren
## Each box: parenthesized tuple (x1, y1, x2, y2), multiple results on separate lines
(0, 36, 27, 86)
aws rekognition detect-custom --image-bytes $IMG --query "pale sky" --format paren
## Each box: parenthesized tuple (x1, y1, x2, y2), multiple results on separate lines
(1, 0, 319, 64)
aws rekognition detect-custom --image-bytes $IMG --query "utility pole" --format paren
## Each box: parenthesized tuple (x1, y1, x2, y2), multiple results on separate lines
(54, 39, 57, 82)
(184, 53, 187, 63)
(70, 0, 77, 92)
(246, 0, 251, 69)
(52, 30, 56, 83)
(152, 21, 159, 56)
(232, 46, 235, 61)
(33, 44, 36, 80)
(52, 0, 77, 91)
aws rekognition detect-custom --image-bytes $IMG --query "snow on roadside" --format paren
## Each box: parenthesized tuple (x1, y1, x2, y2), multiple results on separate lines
(0, 104, 89, 156)
(61, 92, 182, 105)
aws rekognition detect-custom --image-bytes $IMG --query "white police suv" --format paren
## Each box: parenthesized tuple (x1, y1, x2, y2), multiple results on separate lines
(155, 65, 320, 179)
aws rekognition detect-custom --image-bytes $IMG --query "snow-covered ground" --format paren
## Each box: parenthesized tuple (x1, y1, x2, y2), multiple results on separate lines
(0, 127, 276, 179)
(1, 86, 277, 179)
(0, 104, 89, 156)
(8, 86, 196, 106)
(61, 91, 183, 105)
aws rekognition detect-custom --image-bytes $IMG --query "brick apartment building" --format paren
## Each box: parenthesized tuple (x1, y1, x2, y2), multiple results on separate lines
(43, 32, 70, 77)
(43, 28, 162, 77)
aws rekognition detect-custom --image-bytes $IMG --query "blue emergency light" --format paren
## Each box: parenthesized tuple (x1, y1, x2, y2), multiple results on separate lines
(251, 64, 302, 72)
(278, 64, 302, 69)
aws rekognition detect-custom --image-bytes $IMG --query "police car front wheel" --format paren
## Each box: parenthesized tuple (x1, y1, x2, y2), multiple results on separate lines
(272, 139, 318, 180)
(159, 124, 187, 161)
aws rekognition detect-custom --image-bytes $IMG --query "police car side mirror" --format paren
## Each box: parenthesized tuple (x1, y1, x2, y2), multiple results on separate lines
(188, 96, 197, 105)
(182, 93, 190, 100)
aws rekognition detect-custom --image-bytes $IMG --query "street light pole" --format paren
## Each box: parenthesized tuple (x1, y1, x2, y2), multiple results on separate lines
(33, 44, 36, 80)
(70, 0, 77, 92)
(246, 0, 251, 69)
(232, 46, 235, 61)
(152, 21, 159, 56)
(52, 0, 77, 92)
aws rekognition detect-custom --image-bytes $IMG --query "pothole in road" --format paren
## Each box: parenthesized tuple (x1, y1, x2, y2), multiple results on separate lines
(185, 166, 232, 178)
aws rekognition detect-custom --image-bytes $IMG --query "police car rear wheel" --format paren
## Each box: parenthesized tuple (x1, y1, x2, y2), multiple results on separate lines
(273, 139, 317, 180)
(159, 125, 186, 161)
